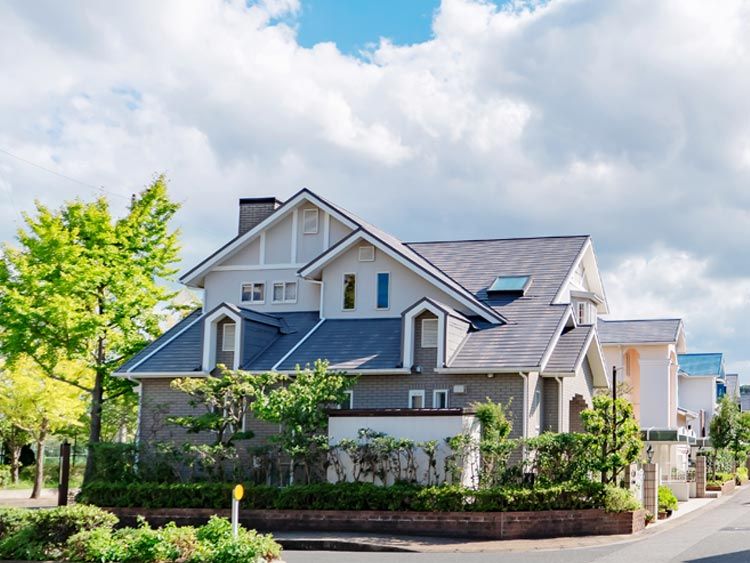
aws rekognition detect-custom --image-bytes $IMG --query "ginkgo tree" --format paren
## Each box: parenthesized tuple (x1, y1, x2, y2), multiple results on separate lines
(0, 176, 182, 482)
(0, 357, 88, 498)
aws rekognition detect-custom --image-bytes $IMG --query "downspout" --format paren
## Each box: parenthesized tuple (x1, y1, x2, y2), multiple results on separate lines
(519, 372, 528, 439)
(555, 376, 563, 432)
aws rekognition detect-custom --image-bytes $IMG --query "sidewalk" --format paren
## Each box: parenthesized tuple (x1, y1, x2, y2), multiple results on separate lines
(275, 486, 743, 553)
(0, 488, 59, 508)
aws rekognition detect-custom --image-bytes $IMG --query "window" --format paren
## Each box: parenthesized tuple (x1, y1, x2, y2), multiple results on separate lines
(376, 272, 390, 309)
(338, 390, 353, 410)
(222, 323, 236, 352)
(433, 389, 449, 409)
(421, 318, 438, 348)
(488, 275, 532, 294)
(576, 301, 592, 325)
(343, 273, 356, 310)
(241, 282, 265, 303)
(358, 245, 375, 262)
(408, 390, 425, 409)
(272, 281, 297, 304)
(303, 208, 319, 234)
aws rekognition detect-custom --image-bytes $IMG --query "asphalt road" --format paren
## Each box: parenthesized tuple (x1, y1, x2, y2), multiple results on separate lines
(284, 485, 750, 563)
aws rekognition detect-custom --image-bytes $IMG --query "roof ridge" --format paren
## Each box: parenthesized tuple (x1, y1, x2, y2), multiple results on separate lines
(405, 234, 590, 245)
(600, 318, 682, 323)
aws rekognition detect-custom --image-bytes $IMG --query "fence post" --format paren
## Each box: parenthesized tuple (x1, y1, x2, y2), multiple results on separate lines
(643, 462, 658, 518)
(58, 441, 71, 506)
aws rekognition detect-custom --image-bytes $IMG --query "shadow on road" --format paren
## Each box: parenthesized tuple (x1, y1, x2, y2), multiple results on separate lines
(685, 550, 750, 562)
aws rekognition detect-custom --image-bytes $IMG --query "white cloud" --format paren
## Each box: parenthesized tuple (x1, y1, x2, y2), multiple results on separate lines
(1, 0, 750, 378)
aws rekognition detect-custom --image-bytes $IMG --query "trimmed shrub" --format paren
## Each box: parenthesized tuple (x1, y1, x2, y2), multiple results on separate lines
(603, 486, 641, 513)
(735, 466, 748, 485)
(0, 465, 11, 487)
(65, 516, 280, 563)
(79, 480, 615, 513)
(0, 505, 118, 561)
(658, 485, 678, 513)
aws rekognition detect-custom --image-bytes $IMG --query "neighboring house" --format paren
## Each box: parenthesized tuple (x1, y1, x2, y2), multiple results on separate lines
(741, 388, 750, 412)
(725, 373, 739, 403)
(677, 353, 725, 437)
(114, 189, 610, 448)
(597, 318, 694, 490)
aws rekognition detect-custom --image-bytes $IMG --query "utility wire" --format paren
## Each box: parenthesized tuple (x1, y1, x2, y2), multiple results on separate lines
(0, 146, 131, 200)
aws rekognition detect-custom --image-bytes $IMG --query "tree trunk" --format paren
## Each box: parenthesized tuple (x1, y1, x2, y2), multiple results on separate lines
(9, 445, 21, 484)
(31, 423, 48, 499)
(83, 367, 105, 484)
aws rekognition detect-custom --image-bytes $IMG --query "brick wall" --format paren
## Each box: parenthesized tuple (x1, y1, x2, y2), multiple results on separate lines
(238, 198, 281, 235)
(111, 507, 646, 540)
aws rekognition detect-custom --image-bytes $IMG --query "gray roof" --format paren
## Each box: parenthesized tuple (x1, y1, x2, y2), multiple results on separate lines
(276, 318, 402, 371)
(409, 236, 588, 369)
(545, 325, 594, 372)
(243, 311, 321, 370)
(118, 309, 204, 373)
(597, 318, 682, 344)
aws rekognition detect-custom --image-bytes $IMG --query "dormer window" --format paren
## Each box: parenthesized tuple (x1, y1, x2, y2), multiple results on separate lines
(488, 275, 532, 296)
(222, 323, 236, 352)
(358, 245, 375, 262)
(575, 300, 594, 325)
(421, 319, 438, 348)
(303, 208, 319, 234)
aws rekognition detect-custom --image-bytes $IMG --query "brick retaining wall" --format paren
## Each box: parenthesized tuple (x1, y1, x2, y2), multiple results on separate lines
(108, 507, 645, 540)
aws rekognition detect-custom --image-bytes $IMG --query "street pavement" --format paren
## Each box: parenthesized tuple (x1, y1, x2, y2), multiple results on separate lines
(284, 485, 750, 562)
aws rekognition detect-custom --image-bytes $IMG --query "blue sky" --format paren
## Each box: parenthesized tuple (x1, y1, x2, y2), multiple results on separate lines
(2, 0, 750, 381)
(296, 0, 440, 53)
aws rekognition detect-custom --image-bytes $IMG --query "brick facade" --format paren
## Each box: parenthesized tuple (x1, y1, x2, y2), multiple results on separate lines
(111, 506, 646, 540)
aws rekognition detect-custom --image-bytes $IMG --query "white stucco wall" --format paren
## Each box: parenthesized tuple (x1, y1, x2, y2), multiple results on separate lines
(327, 414, 480, 487)
(679, 375, 716, 431)
(320, 244, 470, 319)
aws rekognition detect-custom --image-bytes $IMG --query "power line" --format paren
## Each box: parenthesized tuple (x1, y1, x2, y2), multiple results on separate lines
(0, 146, 131, 200)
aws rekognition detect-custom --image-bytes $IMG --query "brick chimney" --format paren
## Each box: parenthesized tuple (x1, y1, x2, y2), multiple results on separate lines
(238, 197, 282, 236)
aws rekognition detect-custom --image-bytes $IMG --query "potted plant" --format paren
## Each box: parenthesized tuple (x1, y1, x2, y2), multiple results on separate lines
(658, 485, 678, 518)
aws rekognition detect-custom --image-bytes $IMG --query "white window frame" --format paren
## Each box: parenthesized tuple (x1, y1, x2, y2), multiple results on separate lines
(421, 318, 439, 348)
(222, 323, 236, 352)
(358, 245, 375, 262)
(375, 271, 390, 310)
(271, 281, 298, 304)
(303, 208, 319, 235)
(240, 282, 265, 304)
(342, 273, 356, 311)
(433, 389, 449, 409)
(408, 390, 425, 409)
(338, 390, 353, 410)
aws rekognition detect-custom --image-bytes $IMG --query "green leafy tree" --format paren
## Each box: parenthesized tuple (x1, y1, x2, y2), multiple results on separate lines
(168, 366, 279, 446)
(252, 360, 357, 484)
(0, 357, 87, 497)
(0, 176, 181, 482)
(471, 399, 515, 487)
(709, 396, 750, 476)
(581, 393, 642, 485)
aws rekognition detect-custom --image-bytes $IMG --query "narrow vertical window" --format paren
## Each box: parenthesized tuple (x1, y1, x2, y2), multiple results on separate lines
(303, 208, 319, 234)
(343, 273, 356, 310)
(433, 389, 449, 409)
(376, 272, 390, 309)
(421, 319, 438, 348)
(222, 323, 236, 352)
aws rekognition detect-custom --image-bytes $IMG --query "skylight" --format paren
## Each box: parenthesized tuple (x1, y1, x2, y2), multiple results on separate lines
(488, 275, 531, 294)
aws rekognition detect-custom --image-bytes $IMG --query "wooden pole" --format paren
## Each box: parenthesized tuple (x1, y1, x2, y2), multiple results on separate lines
(58, 441, 71, 506)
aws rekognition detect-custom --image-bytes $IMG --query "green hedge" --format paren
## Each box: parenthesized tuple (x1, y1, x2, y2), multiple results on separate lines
(79, 481, 612, 513)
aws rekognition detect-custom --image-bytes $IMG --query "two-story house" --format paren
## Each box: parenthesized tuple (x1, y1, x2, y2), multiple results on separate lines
(597, 319, 694, 494)
(115, 189, 610, 448)
(677, 352, 726, 436)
